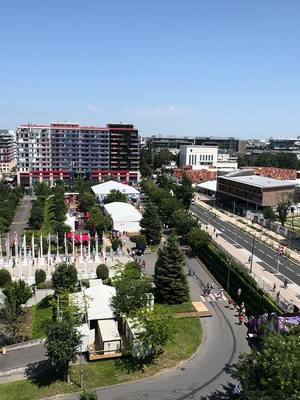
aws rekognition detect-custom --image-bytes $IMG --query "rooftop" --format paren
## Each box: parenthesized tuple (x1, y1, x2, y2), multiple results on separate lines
(91, 180, 140, 196)
(103, 202, 142, 222)
(220, 175, 296, 189)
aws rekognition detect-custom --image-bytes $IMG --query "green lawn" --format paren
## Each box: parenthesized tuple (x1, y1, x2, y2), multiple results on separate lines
(31, 296, 53, 339)
(0, 306, 202, 400)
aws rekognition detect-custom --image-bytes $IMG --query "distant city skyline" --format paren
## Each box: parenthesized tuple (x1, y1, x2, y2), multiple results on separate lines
(1, 1, 300, 138)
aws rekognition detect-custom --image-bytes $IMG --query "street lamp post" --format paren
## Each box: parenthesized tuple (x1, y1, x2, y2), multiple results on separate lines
(250, 234, 256, 275)
(226, 258, 232, 293)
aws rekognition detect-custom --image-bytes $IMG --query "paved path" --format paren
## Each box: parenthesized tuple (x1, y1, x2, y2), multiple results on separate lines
(7, 196, 34, 245)
(0, 343, 46, 372)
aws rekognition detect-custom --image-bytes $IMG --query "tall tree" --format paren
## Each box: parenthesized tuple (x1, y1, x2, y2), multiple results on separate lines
(140, 148, 152, 178)
(0, 280, 32, 343)
(187, 227, 210, 255)
(45, 296, 82, 382)
(140, 203, 162, 245)
(154, 235, 189, 304)
(236, 333, 300, 399)
(172, 209, 198, 237)
(153, 148, 173, 169)
(263, 206, 276, 227)
(131, 305, 175, 359)
(176, 175, 194, 209)
(52, 262, 78, 293)
(277, 196, 291, 226)
(104, 189, 128, 204)
(111, 262, 153, 317)
(88, 206, 111, 235)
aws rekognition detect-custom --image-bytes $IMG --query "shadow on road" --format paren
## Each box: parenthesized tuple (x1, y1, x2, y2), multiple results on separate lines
(199, 382, 238, 399)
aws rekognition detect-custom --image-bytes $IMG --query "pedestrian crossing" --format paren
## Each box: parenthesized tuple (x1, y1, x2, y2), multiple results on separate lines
(199, 292, 227, 303)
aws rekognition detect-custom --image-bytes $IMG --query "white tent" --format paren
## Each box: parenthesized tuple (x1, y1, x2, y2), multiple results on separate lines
(103, 202, 142, 233)
(91, 180, 140, 199)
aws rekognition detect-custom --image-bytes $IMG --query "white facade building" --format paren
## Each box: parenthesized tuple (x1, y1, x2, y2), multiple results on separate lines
(180, 146, 218, 169)
(180, 145, 238, 172)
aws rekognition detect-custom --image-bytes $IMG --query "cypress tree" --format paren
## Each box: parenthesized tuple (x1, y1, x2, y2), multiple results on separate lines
(154, 234, 189, 304)
(140, 202, 162, 245)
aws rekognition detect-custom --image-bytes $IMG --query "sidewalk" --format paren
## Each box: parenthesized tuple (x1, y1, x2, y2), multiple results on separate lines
(197, 199, 300, 265)
(197, 206, 300, 310)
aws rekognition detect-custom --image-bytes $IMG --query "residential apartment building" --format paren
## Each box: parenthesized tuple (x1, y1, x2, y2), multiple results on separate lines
(16, 123, 139, 186)
(107, 124, 139, 172)
(0, 130, 16, 178)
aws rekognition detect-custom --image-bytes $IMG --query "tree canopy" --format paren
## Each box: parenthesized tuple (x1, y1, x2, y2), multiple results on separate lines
(104, 189, 128, 204)
(111, 262, 153, 317)
(172, 209, 198, 237)
(45, 295, 82, 382)
(175, 175, 194, 209)
(277, 196, 292, 226)
(52, 262, 78, 293)
(236, 332, 300, 399)
(140, 202, 162, 245)
(187, 227, 211, 255)
(131, 305, 175, 359)
(88, 206, 111, 235)
(154, 234, 189, 304)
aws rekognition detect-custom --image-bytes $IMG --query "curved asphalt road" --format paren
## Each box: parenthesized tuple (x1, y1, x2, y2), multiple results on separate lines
(191, 204, 300, 288)
(96, 258, 248, 400)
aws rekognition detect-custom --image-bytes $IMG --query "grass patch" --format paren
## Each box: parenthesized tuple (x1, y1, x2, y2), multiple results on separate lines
(161, 301, 196, 313)
(31, 296, 53, 339)
(0, 306, 202, 400)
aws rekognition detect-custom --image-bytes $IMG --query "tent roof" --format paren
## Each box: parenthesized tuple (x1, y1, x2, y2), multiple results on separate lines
(103, 202, 142, 222)
(71, 279, 116, 321)
(91, 180, 140, 196)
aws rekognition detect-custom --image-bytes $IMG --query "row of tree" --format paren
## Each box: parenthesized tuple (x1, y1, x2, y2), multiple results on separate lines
(0, 183, 23, 234)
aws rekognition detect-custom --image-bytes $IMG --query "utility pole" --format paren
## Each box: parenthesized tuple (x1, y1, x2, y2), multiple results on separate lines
(226, 258, 232, 292)
(250, 234, 256, 275)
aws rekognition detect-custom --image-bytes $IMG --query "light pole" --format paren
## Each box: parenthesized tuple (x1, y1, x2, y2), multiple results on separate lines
(250, 234, 256, 275)
(226, 258, 232, 293)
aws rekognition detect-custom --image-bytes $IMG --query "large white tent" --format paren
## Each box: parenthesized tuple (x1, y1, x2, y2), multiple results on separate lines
(103, 202, 142, 233)
(91, 180, 140, 200)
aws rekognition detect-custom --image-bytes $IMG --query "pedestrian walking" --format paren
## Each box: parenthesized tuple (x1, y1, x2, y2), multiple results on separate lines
(276, 290, 280, 301)
(216, 232, 219, 238)
(233, 384, 241, 397)
(238, 314, 244, 325)
(210, 282, 214, 290)
(284, 278, 288, 288)
(273, 283, 276, 292)
(237, 288, 242, 299)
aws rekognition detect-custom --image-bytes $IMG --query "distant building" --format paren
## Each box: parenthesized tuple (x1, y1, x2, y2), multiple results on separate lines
(217, 174, 295, 213)
(147, 135, 246, 161)
(173, 166, 217, 184)
(179, 145, 238, 173)
(16, 122, 140, 186)
(0, 130, 16, 178)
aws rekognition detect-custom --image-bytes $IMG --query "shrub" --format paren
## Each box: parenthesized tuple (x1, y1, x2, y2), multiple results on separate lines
(0, 269, 12, 288)
(111, 238, 122, 251)
(35, 269, 47, 285)
(96, 264, 109, 280)
(80, 390, 97, 400)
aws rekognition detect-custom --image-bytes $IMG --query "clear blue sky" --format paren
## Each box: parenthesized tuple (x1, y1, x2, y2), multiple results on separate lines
(1, 0, 300, 138)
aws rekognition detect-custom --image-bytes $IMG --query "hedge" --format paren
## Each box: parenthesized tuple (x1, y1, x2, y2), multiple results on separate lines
(198, 243, 282, 315)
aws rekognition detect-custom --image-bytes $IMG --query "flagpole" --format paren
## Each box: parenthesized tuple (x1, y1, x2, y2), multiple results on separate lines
(56, 232, 59, 259)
